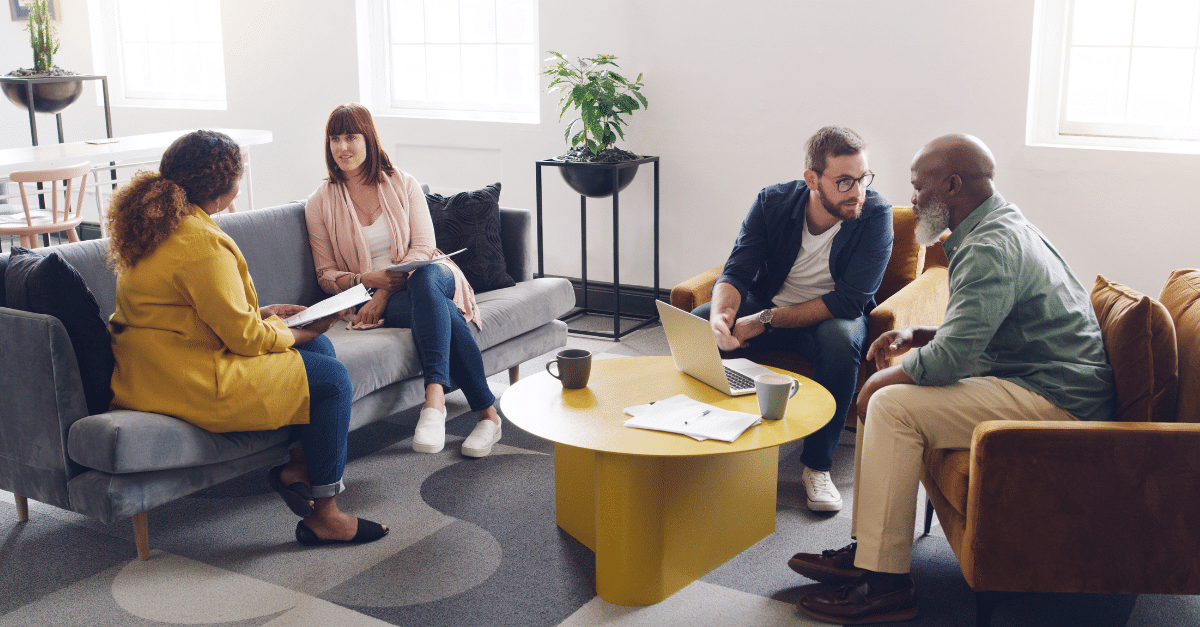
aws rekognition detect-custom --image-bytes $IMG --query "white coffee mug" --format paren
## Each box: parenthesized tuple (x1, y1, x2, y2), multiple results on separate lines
(755, 373, 799, 420)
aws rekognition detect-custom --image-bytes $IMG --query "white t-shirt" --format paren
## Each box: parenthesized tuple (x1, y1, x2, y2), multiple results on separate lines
(772, 211, 840, 308)
(363, 217, 393, 271)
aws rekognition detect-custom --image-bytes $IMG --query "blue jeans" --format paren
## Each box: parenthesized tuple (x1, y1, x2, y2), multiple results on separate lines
(295, 334, 351, 498)
(383, 264, 496, 412)
(693, 294, 867, 471)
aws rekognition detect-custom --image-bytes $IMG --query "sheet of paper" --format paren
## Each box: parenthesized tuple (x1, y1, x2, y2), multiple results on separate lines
(282, 284, 371, 328)
(623, 394, 761, 442)
(382, 248, 466, 273)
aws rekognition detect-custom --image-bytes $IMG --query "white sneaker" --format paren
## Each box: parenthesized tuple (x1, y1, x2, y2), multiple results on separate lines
(461, 420, 501, 458)
(413, 407, 447, 454)
(801, 466, 842, 512)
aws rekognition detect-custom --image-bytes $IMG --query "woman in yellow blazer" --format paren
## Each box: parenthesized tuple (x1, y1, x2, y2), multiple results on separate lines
(106, 130, 386, 546)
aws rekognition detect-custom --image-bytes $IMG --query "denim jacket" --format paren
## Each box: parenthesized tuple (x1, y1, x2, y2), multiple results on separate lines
(716, 180, 893, 320)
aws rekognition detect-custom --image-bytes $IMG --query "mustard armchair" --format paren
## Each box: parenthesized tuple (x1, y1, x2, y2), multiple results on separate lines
(920, 269, 1200, 626)
(669, 206, 950, 424)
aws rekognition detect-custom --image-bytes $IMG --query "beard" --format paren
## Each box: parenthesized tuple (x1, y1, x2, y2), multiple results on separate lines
(915, 198, 951, 246)
(816, 180, 863, 222)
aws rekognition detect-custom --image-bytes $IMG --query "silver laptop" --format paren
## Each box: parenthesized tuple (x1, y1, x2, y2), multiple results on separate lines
(656, 300, 773, 396)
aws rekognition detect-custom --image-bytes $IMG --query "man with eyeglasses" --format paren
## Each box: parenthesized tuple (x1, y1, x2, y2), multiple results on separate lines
(791, 134, 1114, 624)
(694, 125, 893, 513)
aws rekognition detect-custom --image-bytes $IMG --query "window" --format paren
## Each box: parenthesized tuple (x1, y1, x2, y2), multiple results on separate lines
(87, 0, 227, 109)
(357, 0, 539, 123)
(1028, 0, 1200, 152)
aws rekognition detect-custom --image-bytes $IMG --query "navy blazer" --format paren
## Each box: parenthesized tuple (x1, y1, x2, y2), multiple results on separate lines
(716, 180, 893, 320)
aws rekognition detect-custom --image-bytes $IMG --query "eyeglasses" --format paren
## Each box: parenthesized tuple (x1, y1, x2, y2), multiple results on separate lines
(819, 171, 875, 193)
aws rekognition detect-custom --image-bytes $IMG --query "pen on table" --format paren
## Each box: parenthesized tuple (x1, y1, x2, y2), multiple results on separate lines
(684, 409, 711, 425)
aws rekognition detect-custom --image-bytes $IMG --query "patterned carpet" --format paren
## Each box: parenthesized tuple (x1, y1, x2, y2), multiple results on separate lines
(1, 322, 1197, 626)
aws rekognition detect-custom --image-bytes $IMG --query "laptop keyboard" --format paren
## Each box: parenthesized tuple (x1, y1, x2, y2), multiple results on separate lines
(725, 366, 755, 392)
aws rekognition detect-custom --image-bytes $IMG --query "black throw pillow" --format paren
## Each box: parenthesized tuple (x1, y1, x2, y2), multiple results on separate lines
(425, 182, 516, 293)
(5, 247, 114, 415)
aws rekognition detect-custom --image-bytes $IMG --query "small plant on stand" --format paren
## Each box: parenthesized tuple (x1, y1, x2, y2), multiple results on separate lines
(9, 0, 71, 78)
(543, 51, 648, 164)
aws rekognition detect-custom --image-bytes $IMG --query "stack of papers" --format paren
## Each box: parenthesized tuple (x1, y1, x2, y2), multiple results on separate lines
(283, 284, 372, 328)
(383, 248, 466, 273)
(623, 394, 762, 442)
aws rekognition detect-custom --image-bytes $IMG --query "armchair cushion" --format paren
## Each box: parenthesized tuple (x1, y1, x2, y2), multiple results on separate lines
(1090, 275, 1178, 422)
(876, 207, 923, 303)
(1159, 269, 1200, 423)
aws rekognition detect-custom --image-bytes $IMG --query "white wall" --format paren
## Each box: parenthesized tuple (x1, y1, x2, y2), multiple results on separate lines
(3, 0, 1197, 297)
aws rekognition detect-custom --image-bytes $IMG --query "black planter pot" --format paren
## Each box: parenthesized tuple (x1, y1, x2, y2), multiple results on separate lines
(2, 76, 85, 114)
(559, 161, 639, 198)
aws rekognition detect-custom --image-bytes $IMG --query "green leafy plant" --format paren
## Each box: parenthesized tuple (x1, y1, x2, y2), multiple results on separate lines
(543, 51, 648, 157)
(26, 0, 60, 72)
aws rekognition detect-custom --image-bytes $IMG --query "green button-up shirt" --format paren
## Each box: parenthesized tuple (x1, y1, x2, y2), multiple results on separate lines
(901, 194, 1115, 421)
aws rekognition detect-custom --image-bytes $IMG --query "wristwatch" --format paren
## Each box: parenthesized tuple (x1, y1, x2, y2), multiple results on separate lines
(758, 308, 774, 332)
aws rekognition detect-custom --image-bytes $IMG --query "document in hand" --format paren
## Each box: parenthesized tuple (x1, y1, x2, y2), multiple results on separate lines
(382, 248, 466, 273)
(282, 284, 372, 328)
(623, 394, 762, 442)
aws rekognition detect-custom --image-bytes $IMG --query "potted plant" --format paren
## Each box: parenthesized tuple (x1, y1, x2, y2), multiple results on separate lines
(542, 51, 649, 198)
(3, 0, 84, 115)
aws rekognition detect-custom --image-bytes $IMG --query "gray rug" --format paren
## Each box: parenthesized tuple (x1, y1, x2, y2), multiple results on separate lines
(1, 331, 1197, 626)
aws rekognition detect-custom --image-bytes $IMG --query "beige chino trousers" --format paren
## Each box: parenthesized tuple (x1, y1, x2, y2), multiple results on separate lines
(850, 376, 1076, 573)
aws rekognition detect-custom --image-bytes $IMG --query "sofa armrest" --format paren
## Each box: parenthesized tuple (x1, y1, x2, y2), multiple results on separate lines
(670, 265, 724, 313)
(0, 307, 91, 511)
(962, 420, 1200, 594)
(499, 206, 532, 282)
(867, 267, 949, 369)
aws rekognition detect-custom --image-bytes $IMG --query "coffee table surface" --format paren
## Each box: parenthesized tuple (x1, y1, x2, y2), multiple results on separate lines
(500, 355, 835, 456)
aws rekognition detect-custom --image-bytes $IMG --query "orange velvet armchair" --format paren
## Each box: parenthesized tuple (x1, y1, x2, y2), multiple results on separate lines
(919, 269, 1200, 626)
(669, 206, 951, 425)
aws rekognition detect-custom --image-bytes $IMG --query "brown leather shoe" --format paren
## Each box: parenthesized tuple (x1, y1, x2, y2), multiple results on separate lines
(787, 542, 866, 584)
(796, 576, 918, 625)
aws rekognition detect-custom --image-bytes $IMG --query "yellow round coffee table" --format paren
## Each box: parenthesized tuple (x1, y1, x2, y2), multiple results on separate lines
(499, 355, 835, 606)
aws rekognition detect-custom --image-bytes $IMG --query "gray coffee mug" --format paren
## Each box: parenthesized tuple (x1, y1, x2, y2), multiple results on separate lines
(755, 373, 799, 420)
(546, 348, 592, 389)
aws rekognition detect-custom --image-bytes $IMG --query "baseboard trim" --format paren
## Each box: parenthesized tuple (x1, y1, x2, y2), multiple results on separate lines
(545, 275, 672, 318)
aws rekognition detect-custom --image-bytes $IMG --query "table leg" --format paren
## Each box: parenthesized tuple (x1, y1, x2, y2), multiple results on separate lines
(554, 446, 778, 606)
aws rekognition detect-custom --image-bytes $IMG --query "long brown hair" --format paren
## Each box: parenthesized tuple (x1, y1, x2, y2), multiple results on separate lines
(324, 103, 394, 186)
(106, 130, 243, 269)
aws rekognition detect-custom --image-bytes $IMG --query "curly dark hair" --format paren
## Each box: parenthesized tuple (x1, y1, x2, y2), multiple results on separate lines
(805, 126, 866, 174)
(324, 103, 394, 186)
(106, 130, 243, 268)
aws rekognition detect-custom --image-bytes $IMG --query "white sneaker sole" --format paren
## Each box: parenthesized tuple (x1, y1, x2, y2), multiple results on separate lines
(413, 441, 444, 454)
(807, 498, 843, 512)
(460, 442, 494, 458)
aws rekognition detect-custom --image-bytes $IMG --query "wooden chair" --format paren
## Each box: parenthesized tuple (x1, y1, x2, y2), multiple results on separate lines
(1, 162, 91, 248)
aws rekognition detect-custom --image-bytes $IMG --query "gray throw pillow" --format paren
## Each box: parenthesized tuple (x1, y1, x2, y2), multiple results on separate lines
(425, 182, 516, 293)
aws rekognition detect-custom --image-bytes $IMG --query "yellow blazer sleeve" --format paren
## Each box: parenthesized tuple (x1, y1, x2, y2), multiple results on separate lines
(174, 242, 295, 357)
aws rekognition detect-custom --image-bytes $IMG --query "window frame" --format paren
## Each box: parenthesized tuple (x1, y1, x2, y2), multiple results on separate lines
(1027, 0, 1200, 153)
(355, 0, 540, 124)
(86, 0, 228, 111)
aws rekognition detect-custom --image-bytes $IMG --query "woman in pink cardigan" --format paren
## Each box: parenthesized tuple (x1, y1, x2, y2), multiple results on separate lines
(304, 103, 501, 458)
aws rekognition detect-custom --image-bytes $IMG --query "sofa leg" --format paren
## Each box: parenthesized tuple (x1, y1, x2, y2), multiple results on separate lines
(14, 494, 29, 522)
(923, 497, 934, 535)
(131, 512, 150, 561)
(508, 365, 520, 385)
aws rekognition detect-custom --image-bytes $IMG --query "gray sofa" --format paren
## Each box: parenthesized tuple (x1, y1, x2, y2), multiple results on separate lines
(0, 200, 575, 559)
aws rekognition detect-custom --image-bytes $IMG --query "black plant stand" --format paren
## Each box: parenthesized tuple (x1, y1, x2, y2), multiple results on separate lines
(536, 156, 660, 341)
(0, 74, 113, 145)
